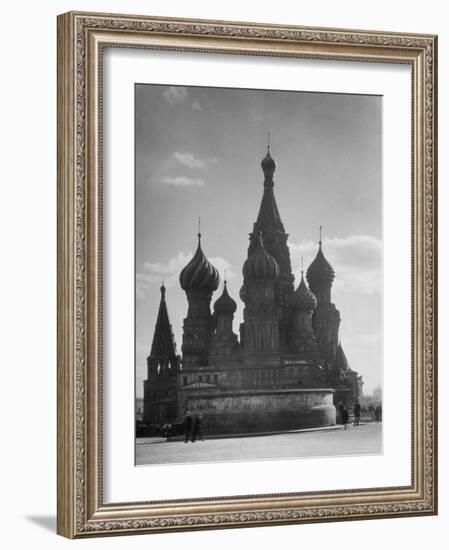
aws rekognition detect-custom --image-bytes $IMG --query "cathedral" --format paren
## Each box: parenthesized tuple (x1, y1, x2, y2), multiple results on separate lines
(142, 147, 363, 435)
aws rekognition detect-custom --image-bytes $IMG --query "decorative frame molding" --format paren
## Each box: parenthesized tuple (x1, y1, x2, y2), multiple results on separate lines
(57, 11, 437, 538)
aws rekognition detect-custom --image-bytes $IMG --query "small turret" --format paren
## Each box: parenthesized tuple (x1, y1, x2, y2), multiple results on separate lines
(290, 261, 319, 355)
(214, 280, 237, 316)
(293, 272, 317, 311)
(149, 283, 178, 363)
(143, 284, 180, 427)
(306, 227, 335, 304)
(210, 278, 239, 358)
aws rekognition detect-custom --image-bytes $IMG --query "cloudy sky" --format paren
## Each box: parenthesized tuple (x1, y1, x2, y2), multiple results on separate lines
(135, 84, 382, 397)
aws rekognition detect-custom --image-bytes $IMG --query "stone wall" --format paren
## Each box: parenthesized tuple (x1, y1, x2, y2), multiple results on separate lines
(184, 388, 335, 434)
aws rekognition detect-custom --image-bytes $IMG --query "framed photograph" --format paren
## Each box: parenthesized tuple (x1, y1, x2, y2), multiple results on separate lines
(57, 11, 437, 538)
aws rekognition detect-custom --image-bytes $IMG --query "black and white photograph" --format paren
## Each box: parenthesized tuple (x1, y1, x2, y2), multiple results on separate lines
(135, 83, 383, 466)
(2, 0, 442, 544)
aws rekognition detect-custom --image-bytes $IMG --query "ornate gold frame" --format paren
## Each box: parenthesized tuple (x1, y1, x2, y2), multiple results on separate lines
(57, 11, 438, 538)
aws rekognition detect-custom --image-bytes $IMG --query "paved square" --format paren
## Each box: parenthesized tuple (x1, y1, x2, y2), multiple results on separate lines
(136, 422, 382, 466)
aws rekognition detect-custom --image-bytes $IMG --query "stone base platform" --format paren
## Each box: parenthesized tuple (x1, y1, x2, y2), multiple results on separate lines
(184, 388, 336, 434)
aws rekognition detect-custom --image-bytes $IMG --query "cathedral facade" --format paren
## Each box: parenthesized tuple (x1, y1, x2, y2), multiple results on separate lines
(143, 148, 363, 434)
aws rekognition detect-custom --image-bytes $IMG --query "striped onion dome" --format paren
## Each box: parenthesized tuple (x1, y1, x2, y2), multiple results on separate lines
(179, 234, 220, 292)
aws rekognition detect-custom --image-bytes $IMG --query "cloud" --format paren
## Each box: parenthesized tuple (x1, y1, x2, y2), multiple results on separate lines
(162, 86, 187, 105)
(208, 257, 235, 281)
(162, 176, 205, 187)
(139, 251, 191, 290)
(173, 152, 217, 170)
(191, 99, 203, 111)
(137, 253, 188, 298)
(173, 153, 205, 169)
(137, 252, 235, 296)
(289, 235, 382, 294)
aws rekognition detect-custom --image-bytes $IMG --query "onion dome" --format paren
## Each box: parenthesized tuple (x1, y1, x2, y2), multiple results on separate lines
(243, 233, 279, 281)
(293, 272, 317, 310)
(261, 146, 276, 185)
(306, 237, 335, 288)
(179, 233, 220, 292)
(214, 281, 237, 316)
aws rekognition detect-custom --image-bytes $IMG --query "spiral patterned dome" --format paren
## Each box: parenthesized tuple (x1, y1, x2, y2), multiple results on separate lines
(213, 281, 237, 315)
(293, 273, 317, 310)
(243, 233, 279, 281)
(179, 234, 220, 292)
(306, 242, 335, 288)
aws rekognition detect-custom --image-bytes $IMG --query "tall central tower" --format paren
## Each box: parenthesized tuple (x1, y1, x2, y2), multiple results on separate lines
(243, 146, 295, 351)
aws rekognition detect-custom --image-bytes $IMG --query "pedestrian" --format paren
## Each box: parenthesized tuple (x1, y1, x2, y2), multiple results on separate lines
(184, 411, 193, 443)
(374, 405, 382, 423)
(353, 401, 362, 426)
(192, 413, 204, 442)
(341, 406, 349, 430)
(162, 423, 172, 440)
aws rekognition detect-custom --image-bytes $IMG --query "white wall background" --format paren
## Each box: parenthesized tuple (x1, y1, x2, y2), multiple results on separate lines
(0, 1, 446, 548)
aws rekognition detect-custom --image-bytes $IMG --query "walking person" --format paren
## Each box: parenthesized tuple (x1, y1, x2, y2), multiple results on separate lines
(374, 404, 382, 423)
(353, 401, 362, 426)
(341, 405, 349, 430)
(184, 411, 193, 443)
(192, 413, 204, 442)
